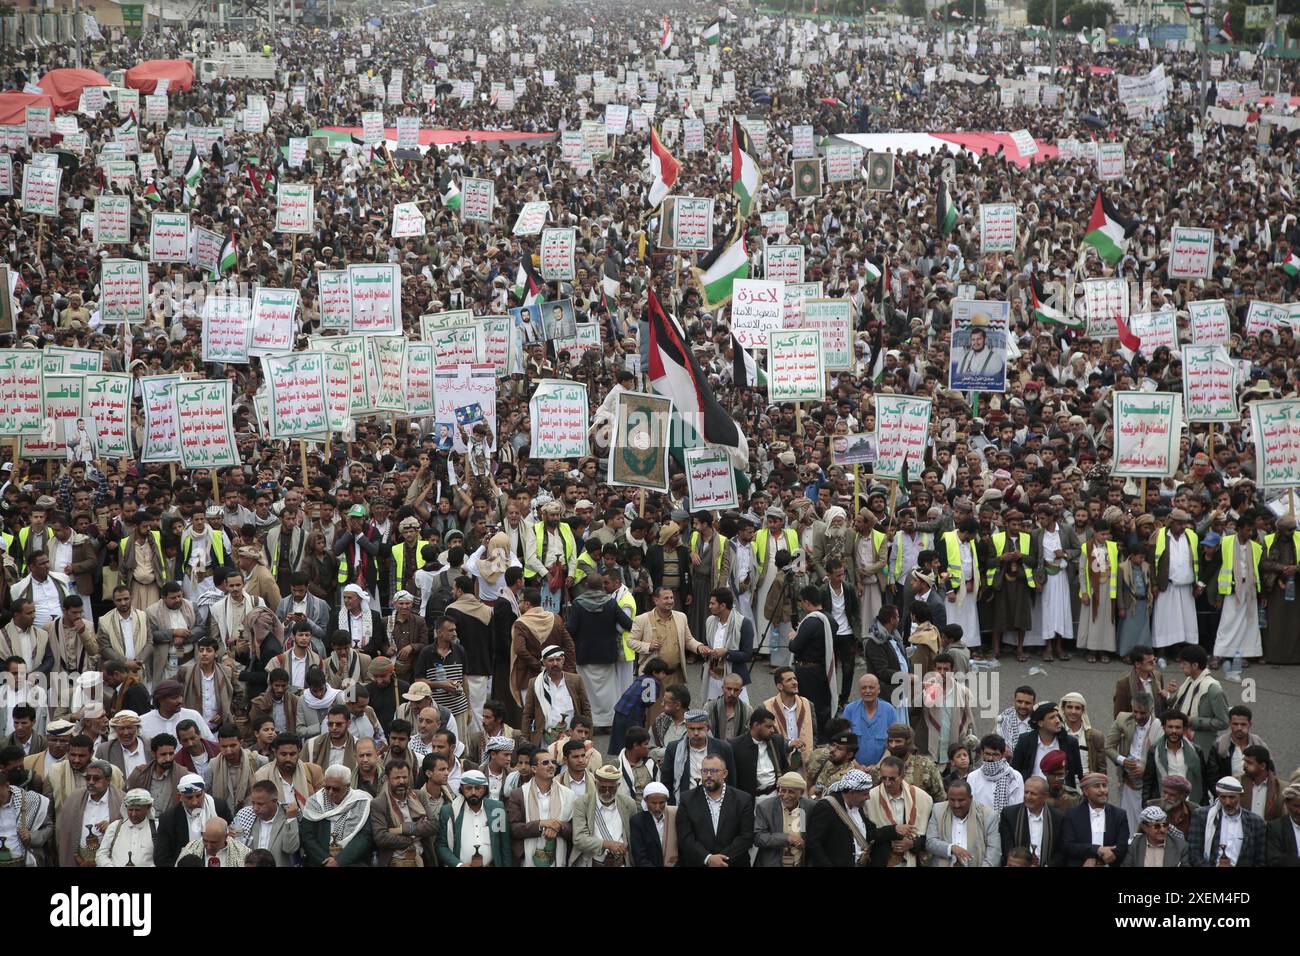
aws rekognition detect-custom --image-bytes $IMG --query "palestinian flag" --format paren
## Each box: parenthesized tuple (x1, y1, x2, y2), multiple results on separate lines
(703, 18, 721, 45)
(216, 230, 238, 278)
(731, 120, 760, 218)
(863, 259, 882, 283)
(1116, 311, 1142, 363)
(601, 255, 621, 311)
(1031, 275, 1083, 328)
(937, 179, 957, 235)
(442, 179, 462, 210)
(731, 332, 766, 389)
(515, 255, 544, 306)
(647, 127, 679, 208)
(648, 288, 750, 474)
(694, 226, 749, 309)
(660, 16, 673, 53)
(182, 145, 203, 206)
(1282, 252, 1300, 277)
(1083, 190, 1137, 265)
(116, 111, 138, 135)
(142, 179, 162, 204)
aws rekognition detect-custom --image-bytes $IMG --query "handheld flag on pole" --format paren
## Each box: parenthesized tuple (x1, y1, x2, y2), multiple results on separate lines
(647, 127, 679, 208)
(731, 120, 761, 218)
(694, 224, 750, 310)
(1082, 190, 1137, 265)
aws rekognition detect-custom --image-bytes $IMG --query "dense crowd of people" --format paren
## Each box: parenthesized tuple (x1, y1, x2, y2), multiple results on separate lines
(0, 0, 1298, 870)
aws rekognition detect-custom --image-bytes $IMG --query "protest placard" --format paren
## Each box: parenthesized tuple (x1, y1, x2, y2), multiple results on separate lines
(140, 376, 182, 464)
(100, 258, 149, 324)
(512, 201, 550, 236)
(825, 144, 857, 182)
(83, 372, 132, 458)
(539, 228, 577, 280)
(764, 245, 804, 283)
(979, 203, 1016, 254)
(685, 447, 738, 510)
(191, 226, 223, 275)
(530, 379, 590, 459)
(461, 177, 495, 223)
(768, 329, 824, 402)
(420, 310, 473, 339)
(1181, 345, 1238, 422)
(249, 287, 300, 356)
(1097, 142, 1125, 180)
(404, 344, 436, 418)
(175, 380, 239, 468)
(1010, 129, 1038, 157)
(361, 110, 384, 144)
(396, 115, 420, 151)
(274, 183, 314, 234)
(310, 335, 371, 415)
(791, 124, 815, 158)
(24, 104, 51, 138)
(1168, 227, 1214, 279)
(43, 347, 102, 375)
(1127, 311, 1179, 354)
(475, 317, 513, 372)
(1249, 399, 1300, 489)
(265, 352, 329, 437)
(391, 201, 427, 238)
(609, 391, 672, 491)
(367, 336, 409, 413)
(94, 195, 131, 245)
(18, 373, 81, 459)
(431, 325, 479, 367)
(873, 395, 932, 482)
(803, 299, 852, 371)
(434, 364, 497, 453)
(348, 264, 402, 335)
(1245, 300, 1288, 338)
(1083, 277, 1129, 338)
(950, 300, 1009, 392)
(21, 164, 62, 216)
(1112, 391, 1181, 477)
(730, 279, 784, 350)
(149, 211, 189, 262)
(316, 270, 351, 331)
(782, 282, 822, 327)
(669, 197, 714, 251)
(0, 154, 11, 196)
(201, 296, 253, 364)
(1188, 299, 1230, 345)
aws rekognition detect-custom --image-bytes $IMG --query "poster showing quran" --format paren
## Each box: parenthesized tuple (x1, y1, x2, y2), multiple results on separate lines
(609, 390, 672, 491)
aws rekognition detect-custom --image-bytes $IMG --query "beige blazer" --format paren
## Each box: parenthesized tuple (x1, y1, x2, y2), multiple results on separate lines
(627, 610, 703, 673)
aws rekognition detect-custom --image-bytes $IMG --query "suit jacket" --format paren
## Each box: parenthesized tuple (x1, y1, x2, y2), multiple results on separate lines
(242, 808, 300, 867)
(819, 582, 862, 641)
(676, 784, 754, 867)
(1185, 804, 1267, 867)
(153, 796, 234, 867)
(207, 748, 261, 811)
(1141, 739, 1207, 807)
(661, 737, 736, 805)
(308, 732, 358, 772)
(626, 609, 704, 673)
(753, 792, 814, 867)
(276, 593, 331, 645)
(728, 732, 790, 796)
(805, 793, 901, 867)
(370, 785, 439, 867)
(96, 607, 153, 674)
(571, 790, 638, 866)
(248, 689, 302, 739)
(46, 532, 99, 597)
(1011, 730, 1085, 788)
(521, 671, 592, 744)
(252, 759, 326, 809)
(0, 621, 54, 677)
(45, 615, 98, 673)
(900, 587, 948, 639)
(125, 761, 187, 813)
(1240, 773, 1284, 822)
(926, 801, 1002, 866)
(1265, 814, 1300, 867)
(1104, 712, 1157, 795)
(56, 785, 124, 867)
(630, 807, 678, 867)
(1061, 801, 1131, 866)
(1120, 831, 1187, 867)
(177, 659, 235, 728)
(95, 738, 148, 780)
(1112, 669, 1166, 719)
(998, 802, 1066, 867)
(706, 697, 751, 743)
(1031, 523, 1080, 592)
(436, 797, 512, 867)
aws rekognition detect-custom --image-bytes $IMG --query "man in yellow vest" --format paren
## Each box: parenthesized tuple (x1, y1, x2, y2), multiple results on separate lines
(688, 512, 731, 644)
(753, 507, 800, 667)
(1151, 508, 1202, 662)
(1261, 513, 1300, 665)
(604, 570, 639, 696)
(535, 501, 577, 613)
(987, 509, 1036, 662)
(1078, 520, 1119, 664)
(1213, 509, 1263, 683)
(389, 516, 427, 605)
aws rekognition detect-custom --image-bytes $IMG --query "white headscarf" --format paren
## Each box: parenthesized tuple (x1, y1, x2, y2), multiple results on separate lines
(339, 584, 373, 647)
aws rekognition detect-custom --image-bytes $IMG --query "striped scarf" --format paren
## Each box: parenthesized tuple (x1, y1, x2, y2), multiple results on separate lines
(978, 758, 1016, 814)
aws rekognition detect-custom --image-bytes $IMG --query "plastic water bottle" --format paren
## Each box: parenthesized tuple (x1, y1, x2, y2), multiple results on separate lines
(1286, 575, 1296, 603)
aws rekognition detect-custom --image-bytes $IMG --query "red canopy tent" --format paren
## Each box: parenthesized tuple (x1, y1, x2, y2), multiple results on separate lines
(37, 68, 110, 111)
(0, 91, 57, 126)
(125, 59, 195, 95)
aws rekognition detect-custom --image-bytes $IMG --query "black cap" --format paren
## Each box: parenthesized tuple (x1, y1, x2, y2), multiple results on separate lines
(830, 731, 859, 749)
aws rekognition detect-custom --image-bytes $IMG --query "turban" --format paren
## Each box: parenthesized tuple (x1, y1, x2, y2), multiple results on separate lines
(1140, 806, 1168, 824)
(824, 506, 847, 526)
(594, 765, 622, 782)
(484, 736, 515, 755)
(392, 590, 415, 604)
(177, 773, 206, 794)
(460, 770, 488, 787)
(1039, 750, 1068, 774)
(540, 501, 564, 517)
(109, 710, 141, 727)
(1080, 772, 1108, 789)
(777, 772, 807, 790)
(123, 789, 154, 807)
(1162, 775, 1191, 794)
(479, 531, 512, 585)
(46, 719, 77, 736)
(1169, 508, 1192, 522)
(541, 645, 565, 660)
(826, 769, 874, 794)
(643, 782, 669, 800)
(237, 546, 262, 560)
(684, 710, 710, 724)
(153, 680, 184, 701)
(342, 583, 370, 608)
(911, 569, 935, 588)
(1215, 776, 1244, 795)
(399, 516, 422, 532)
(1282, 782, 1300, 801)
(368, 657, 393, 678)
(205, 505, 222, 518)
(764, 507, 786, 522)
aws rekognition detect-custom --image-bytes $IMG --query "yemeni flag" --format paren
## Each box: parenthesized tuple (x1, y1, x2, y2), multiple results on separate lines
(515, 255, 544, 306)
(442, 179, 462, 211)
(1116, 311, 1142, 363)
(182, 145, 203, 205)
(695, 226, 749, 309)
(1282, 252, 1300, 277)
(142, 179, 162, 204)
(731, 120, 761, 218)
(1031, 274, 1083, 328)
(731, 333, 766, 389)
(937, 179, 957, 235)
(216, 230, 238, 278)
(648, 289, 750, 475)
(703, 18, 721, 45)
(1083, 190, 1137, 265)
(1215, 11, 1234, 43)
(647, 127, 679, 208)
(245, 162, 267, 198)
(660, 16, 673, 53)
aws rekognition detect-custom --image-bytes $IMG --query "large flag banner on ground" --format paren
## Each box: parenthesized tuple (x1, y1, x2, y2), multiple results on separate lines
(729, 278, 783, 350)
(1182, 345, 1238, 422)
(265, 352, 329, 438)
(140, 376, 182, 464)
(950, 299, 1009, 392)
(768, 329, 824, 402)
(1188, 300, 1230, 344)
(874, 395, 931, 482)
(201, 296, 253, 364)
(175, 379, 239, 469)
(685, 447, 738, 510)
(609, 390, 673, 491)
(1112, 391, 1181, 477)
(530, 379, 589, 459)
(347, 263, 401, 335)
(647, 289, 748, 475)
(1249, 399, 1300, 489)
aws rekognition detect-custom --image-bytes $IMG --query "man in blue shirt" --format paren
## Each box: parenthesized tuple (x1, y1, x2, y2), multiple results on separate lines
(608, 657, 672, 756)
(842, 672, 897, 766)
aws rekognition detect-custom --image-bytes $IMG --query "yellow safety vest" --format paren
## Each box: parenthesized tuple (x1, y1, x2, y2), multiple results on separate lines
(1264, 531, 1300, 559)
(1079, 539, 1119, 599)
(754, 528, 799, 569)
(1, 532, 12, 558)
(1154, 527, 1200, 580)
(690, 531, 729, 576)
(616, 589, 637, 662)
(987, 531, 1035, 588)
(119, 530, 163, 563)
(536, 522, 576, 569)
(891, 530, 933, 582)
(183, 533, 224, 571)
(392, 542, 427, 591)
(941, 530, 979, 592)
(575, 551, 597, 584)
(337, 557, 349, 584)
(1217, 536, 1262, 596)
